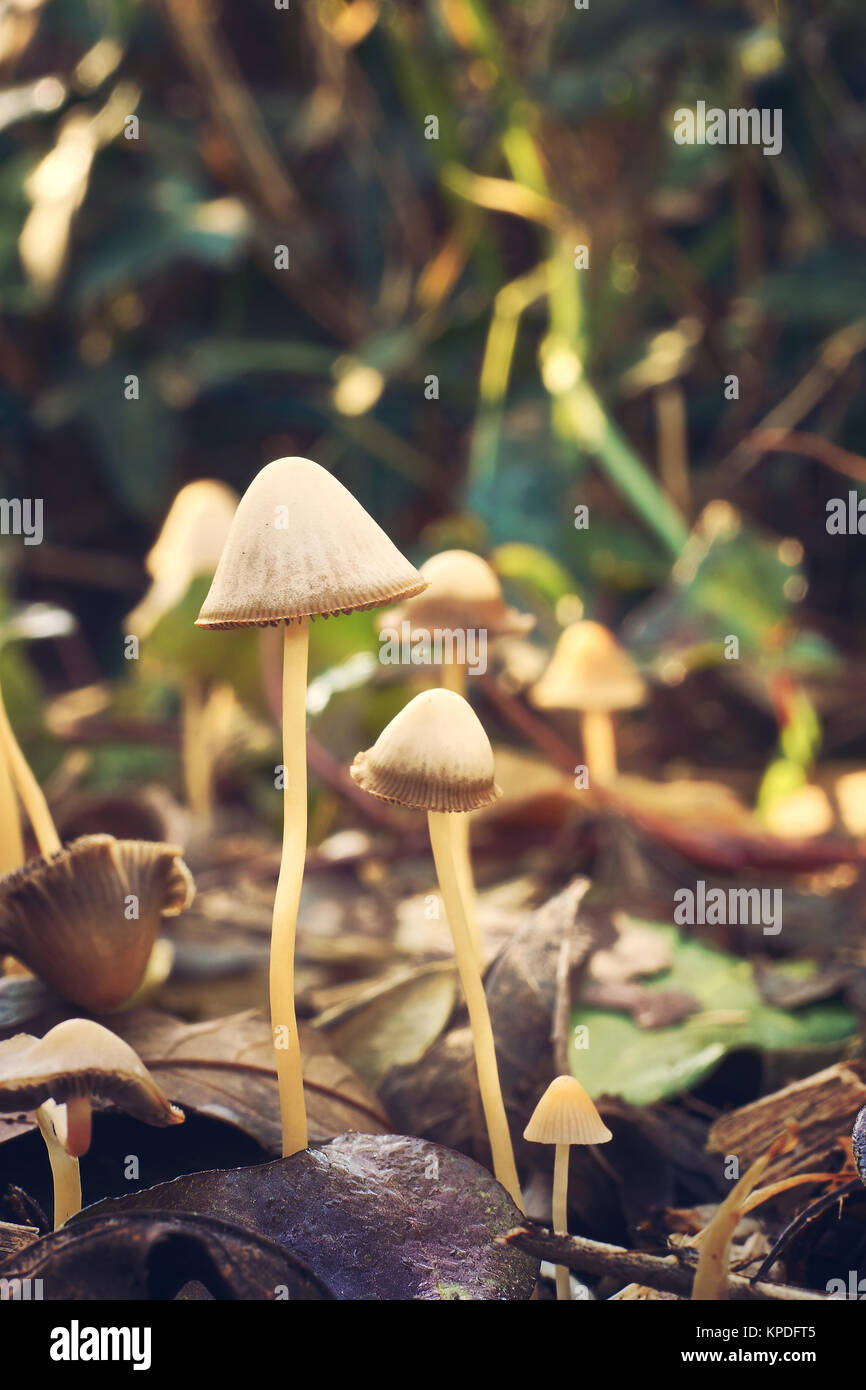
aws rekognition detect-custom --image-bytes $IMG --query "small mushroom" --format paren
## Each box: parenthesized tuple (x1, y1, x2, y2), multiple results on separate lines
(0, 834, 194, 1011)
(381, 549, 534, 695)
(126, 480, 241, 828)
(523, 1075, 612, 1301)
(351, 688, 523, 1209)
(381, 550, 534, 964)
(530, 620, 646, 785)
(0, 727, 24, 875)
(0, 1019, 184, 1227)
(197, 457, 426, 1157)
(0, 675, 59, 858)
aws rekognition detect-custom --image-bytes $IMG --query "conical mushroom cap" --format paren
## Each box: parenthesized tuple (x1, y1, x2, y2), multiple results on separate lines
(523, 1075, 612, 1145)
(0, 836, 194, 1012)
(126, 480, 239, 636)
(531, 620, 646, 713)
(196, 457, 427, 628)
(381, 549, 534, 638)
(0, 1019, 184, 1129)
(350, 688, 501, 812)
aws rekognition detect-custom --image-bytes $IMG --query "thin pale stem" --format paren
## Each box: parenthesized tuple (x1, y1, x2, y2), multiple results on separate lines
(0, 682, 61, 857)
(0, 731, 24, 874)
(64, 1096, 93, 1158)
(553, 1142, 572, 1301)
(438, 662, 482, 963)
(454, 815, 482, 967)
(428, 809, 523, 1210)
(580, 709, 617, 785)
(272, 619, 309, 1157)
(440, 661, 466, 697)
(181, 676, 215, 827)
(36, 1102, 82, 1229)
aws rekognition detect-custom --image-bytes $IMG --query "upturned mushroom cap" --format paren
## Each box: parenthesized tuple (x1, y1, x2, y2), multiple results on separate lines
(530, 620, 646, 713)
(126, 480, 239, 636)
(0, 836, 194, 1012)
(195, 456, 427, 628)
(380, 549, 534, 638)
(523, 1075, 612, 1145)
(0, 1019, 184, 1129)
(350, 688, 501, 812)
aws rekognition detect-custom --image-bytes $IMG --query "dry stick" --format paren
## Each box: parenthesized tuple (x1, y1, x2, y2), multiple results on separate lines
(742, 428, 866, 486)
(480, 672, 577, 778)
(305, 733, 405, 831)
(0, 685, 61, 857)
(502, 1226, 825, 1301)
(655, 381, 691, 521)
(692, 1129, 799, 1300)
(428, 809, 523, 1210)
(271, 619, 309, 1157)
(724, 318, 866, 483)
(751, 1177, 862, 1286)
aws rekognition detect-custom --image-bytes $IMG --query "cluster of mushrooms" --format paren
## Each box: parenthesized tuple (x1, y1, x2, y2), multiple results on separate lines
(0, 455, 633, 1300)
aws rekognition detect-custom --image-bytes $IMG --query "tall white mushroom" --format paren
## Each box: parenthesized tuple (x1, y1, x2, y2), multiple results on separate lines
(196, 457, 426, 1157)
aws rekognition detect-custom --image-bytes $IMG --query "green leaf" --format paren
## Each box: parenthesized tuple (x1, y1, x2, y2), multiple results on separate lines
(569, 925, 856, 1105)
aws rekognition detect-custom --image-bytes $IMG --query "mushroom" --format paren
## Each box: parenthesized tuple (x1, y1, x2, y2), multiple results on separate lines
(351, 687, 523, 1209)
(381, 549, 534, 697)
(0, 1018, 184, 1227)
(523, 1074, 612, 1300)
(0, 723, 24, 875)
(196, 456, 425, 1157)
(0, 834, 194, 1011)
(530, 620, 646, 785)
(0, 676, 60, 858)
(380, 550, 534, 963)
(126, 480, 241, 828)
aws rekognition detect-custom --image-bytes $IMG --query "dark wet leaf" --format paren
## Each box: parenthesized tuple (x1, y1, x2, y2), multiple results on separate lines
(85, 1132, 537, 1300)
(0, 1211, 332, 1300)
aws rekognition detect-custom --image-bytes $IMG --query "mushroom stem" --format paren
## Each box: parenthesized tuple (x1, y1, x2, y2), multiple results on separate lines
(454, 817, 481, 967)
(440, 661, 466, 698)
(0, 683, 61, 857)
(63, 1096, 93, 1158)
(427, 809, 523, 1210)
(35, 1102, 82, 1229)
(181, 675, 214, 827)
(579, 709, 618, 785)
(552, 1142, 572, 1301)
(0, 734, 24, 874)
(437, 664, 482, 964)
(271, 618, 309, 1157)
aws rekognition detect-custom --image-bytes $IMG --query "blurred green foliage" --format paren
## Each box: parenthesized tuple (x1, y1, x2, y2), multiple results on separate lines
(0, 0, 863, 789)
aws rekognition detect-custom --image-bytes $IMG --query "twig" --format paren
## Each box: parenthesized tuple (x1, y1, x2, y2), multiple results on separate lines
(724, 318, 866, 482)
(480, 674, 577, 778)
(502, 1224, 826, 1301)
(740, 428, 866, 485)
(751, 1176, 862, 1285)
